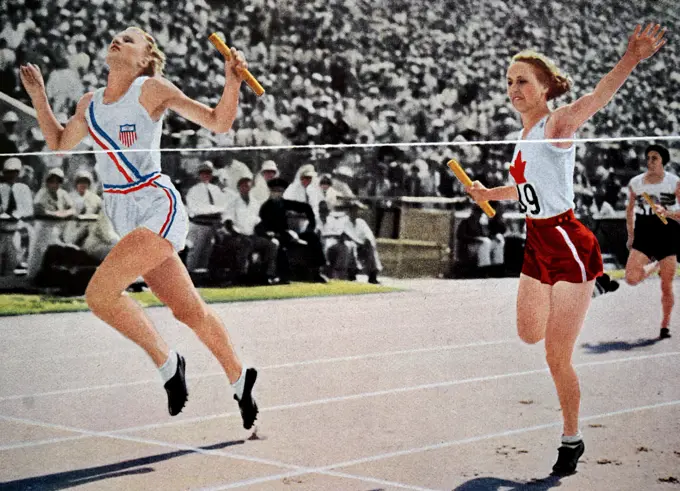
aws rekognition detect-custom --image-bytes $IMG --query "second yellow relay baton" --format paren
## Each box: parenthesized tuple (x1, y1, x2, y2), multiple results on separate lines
(448, 159, 496, 218)
(642, 192, 668, 225)
(209, 33, 265, 96)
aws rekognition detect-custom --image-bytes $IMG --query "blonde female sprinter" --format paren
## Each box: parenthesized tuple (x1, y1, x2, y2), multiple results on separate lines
(20, 27, 258, 429)
(466, 23, 667, 475)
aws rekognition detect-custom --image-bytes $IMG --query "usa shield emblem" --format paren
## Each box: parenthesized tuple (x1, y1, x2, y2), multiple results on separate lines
(119, 124, 137, 147)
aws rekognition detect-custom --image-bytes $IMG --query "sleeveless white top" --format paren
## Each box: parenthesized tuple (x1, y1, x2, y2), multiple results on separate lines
(84, 76, 164, 191)
(628, 172, 680, 216)
(509, 115, 576, 219)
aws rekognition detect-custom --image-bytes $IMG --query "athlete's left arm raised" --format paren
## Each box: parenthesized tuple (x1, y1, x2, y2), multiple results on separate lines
(549, 24, 667, 138)
(140, 47, 248, 133)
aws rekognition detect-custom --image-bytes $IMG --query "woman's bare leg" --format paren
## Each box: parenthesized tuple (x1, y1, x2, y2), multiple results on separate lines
(625, 249, 659, 286)
(143, 253, 243, 383)
(516, 273, 552, 344)
(658, 255, 676, 331)
(144, 253, 259, 428)
(85, 227, 174, 367)
(544, 280, 595, 436)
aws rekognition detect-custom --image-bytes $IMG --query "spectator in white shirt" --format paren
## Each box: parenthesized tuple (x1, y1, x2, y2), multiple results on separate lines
(28, 167, 74, 278)
(251, 160, 278, 203)
(221, 174, 277, 284)
(319, 200, 353, 279)
(185, 161, 229, 271)
(63, 170, 101, 247)
(343, 200, 383, 284)
(0, 158, 34, 220)
(0, 157, 34, 276)
(224, 175, 262, 236)
(319, 174, 341, 210)
(33, 168, 74, 219)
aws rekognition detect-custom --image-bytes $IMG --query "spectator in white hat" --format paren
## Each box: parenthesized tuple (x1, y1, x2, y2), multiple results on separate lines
(251, 159, 278, 203)
(33, 167, 74, 220)
(0, 157, 34, 220)
(318, 173, 340, 210)
(0, 157, 34, 276)
(0, 111, 19, 156)
(284, 163, 324, 230)
(331, 164, 357, 200)
(27, 167, 74, 278)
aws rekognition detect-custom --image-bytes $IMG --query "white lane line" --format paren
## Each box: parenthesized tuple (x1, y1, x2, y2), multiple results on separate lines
(321, 398, 680, 471)
(2, 350, 677, 444)
(0, 414, 435, 491)
(0, 435, 90, 451)
(2, 348, 140, 364)
(195, 470, 311, 491)
(0, 339, 516, 402)
(321, 470, 438, 491)
(199, 469, 437, 491)
(171, 398, 680, 491)
(0, 412, 304, 468)
(106, 350, 680, 434)
(2, 397, 678, 489)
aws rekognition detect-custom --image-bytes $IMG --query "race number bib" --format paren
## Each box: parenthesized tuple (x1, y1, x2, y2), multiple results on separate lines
(636, 196, 654, 216)
(517, 182, 541, 216)
(636, 192, 674, 216)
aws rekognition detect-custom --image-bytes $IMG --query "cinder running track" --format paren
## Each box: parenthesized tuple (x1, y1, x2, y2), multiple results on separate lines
(0, 278, 678, 490)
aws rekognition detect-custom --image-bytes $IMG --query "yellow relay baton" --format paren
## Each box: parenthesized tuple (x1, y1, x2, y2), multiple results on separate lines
(209, 33, 265, 96)
(447, 159, 496, 218)
(642, 192, 668, 225)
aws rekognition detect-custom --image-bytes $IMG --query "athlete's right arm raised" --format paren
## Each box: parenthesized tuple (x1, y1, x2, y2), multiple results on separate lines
(19, 63, 92, 151)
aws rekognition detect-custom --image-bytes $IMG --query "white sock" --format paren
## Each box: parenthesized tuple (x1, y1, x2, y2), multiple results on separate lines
(159, 350, 178, 384)
(644, 261, 660, 275)
(561, 432, 583, 445)
(232, 367, 247, 399)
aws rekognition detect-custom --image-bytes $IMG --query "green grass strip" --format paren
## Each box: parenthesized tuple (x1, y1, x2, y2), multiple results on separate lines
(606, 265, 680, 280)
(0, 281, 399, 317)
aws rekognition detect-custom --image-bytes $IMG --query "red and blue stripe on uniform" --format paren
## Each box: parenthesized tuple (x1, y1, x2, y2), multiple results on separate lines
(88, 103, 142, 183)
(151, 180, 178, 238)
(89, 102, 177, 238)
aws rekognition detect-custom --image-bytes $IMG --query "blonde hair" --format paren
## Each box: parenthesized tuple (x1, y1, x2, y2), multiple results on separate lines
(127, 26, 166, 76)
(511, 50, 571, 101)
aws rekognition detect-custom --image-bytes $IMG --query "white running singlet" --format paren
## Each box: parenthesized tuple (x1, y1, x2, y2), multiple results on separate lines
(509, 115, 576, 219)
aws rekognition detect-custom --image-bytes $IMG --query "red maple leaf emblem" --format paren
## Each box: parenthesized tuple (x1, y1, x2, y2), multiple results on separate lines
(509, 150, 527, 184)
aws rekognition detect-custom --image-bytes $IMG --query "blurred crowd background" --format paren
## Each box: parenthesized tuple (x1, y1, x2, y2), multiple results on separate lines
(0, 0, 678, 286)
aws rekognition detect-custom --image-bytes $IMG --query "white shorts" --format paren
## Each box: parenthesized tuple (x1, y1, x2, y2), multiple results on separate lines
(103, 173, 188, 252)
